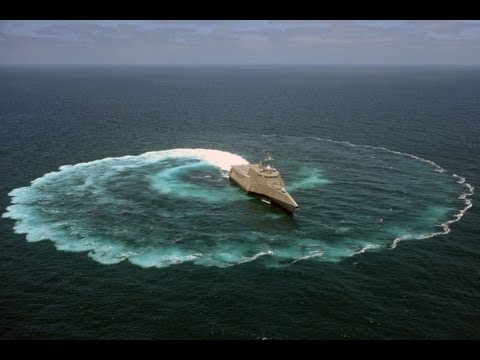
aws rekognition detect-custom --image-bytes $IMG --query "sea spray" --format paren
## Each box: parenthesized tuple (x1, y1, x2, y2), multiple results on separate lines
(3, 138, 472, 268)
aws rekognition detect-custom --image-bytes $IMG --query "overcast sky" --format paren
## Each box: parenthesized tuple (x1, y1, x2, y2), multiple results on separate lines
(1, 20, 480, 65)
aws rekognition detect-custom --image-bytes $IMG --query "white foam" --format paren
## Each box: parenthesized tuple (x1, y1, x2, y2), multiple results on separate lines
(355, 244, 381, 254)
(454, 174, 466, 184)
(18, 148, 248, 182)
(310, 136, 475, 250)
(3, 141, 474, 268)
(390, 235, 409, 249)
(236, 250, 274, 265)
(2, 147, 252, 268)
(310, 136, 447, 173)
(128, 249, 202, 268)
(290, 250, 325, 264)
(142, 148, 249, 172)
(87, 244, 131, 265)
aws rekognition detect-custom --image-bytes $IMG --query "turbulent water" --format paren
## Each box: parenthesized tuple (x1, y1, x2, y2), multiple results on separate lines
(2, 137, 473, 268)
(1, 66, 479, 339)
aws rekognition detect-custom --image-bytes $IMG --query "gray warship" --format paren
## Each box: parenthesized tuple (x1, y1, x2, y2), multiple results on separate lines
(229, 153, 299, 213)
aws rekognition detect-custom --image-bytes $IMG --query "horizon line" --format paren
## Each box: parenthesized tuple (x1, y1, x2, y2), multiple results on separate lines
(2, 63, 480, 67)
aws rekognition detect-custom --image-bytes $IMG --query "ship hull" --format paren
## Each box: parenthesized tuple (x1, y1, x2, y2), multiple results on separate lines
(230, 177, 297, 213)
(229, 164, 299, 213)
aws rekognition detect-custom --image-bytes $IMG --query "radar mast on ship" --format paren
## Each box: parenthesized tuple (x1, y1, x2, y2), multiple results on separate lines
(229, 151, 299, 213)
(260, 151, 275, 173)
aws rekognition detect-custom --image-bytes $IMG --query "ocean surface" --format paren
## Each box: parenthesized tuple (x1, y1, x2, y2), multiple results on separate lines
(0, 65, 479, 339)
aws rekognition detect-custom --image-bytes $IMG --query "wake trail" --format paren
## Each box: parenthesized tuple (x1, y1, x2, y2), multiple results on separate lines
(307, 136, 474, 249)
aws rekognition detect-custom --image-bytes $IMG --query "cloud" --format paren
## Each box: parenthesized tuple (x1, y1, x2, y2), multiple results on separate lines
(1, 20, 480, 65)
(353, 20, 411, 29)
(35, 23, 107, 36)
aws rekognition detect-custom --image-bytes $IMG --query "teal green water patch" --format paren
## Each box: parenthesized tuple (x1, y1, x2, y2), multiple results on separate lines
(287, 167, 332, 191)
(148, 160, 242, 203)
(2, 138, 473, 268)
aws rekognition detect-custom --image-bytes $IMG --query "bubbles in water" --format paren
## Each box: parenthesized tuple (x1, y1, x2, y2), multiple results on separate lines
(2, 138, 473, 268)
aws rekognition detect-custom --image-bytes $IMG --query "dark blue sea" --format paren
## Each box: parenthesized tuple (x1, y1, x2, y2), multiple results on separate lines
(0, 65, 479, 339)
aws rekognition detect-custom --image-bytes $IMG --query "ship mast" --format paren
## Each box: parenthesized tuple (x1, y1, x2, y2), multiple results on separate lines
(261, 152, 275, 173)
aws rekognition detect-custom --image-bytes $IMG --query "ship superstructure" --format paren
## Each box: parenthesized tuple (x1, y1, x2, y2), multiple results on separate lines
(229, 153, 299, 213)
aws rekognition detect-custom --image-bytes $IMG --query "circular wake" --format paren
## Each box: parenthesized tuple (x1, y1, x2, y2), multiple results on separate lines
(2, 140, 473, 268)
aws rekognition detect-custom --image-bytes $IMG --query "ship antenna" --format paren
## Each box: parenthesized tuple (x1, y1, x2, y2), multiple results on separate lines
(261, 151, 274, 172)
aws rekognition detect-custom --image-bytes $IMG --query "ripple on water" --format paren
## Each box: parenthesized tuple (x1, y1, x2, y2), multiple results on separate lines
(2, 137, 473, 268)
